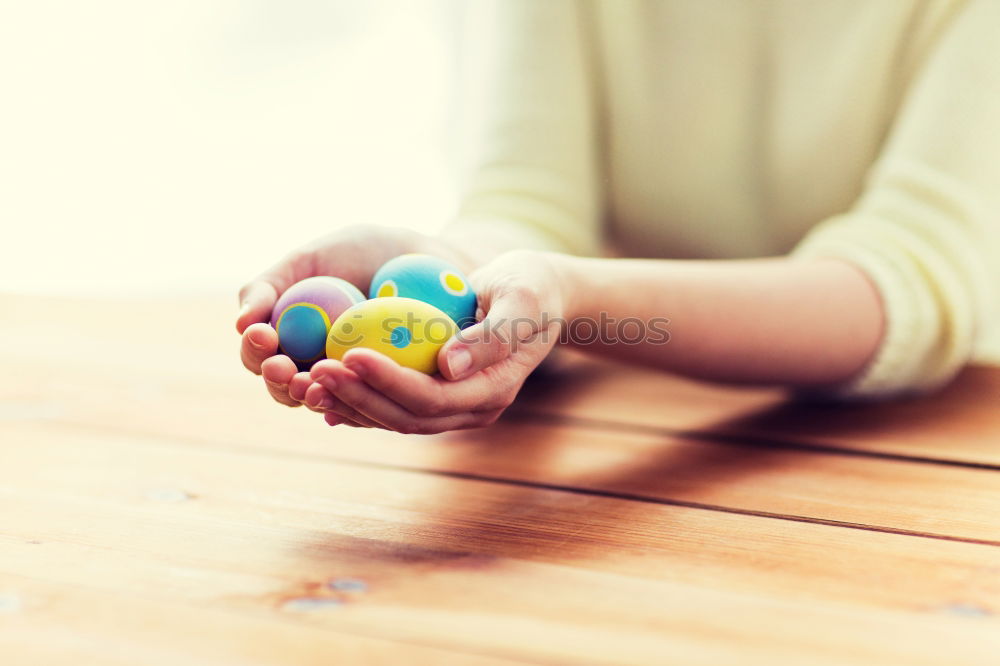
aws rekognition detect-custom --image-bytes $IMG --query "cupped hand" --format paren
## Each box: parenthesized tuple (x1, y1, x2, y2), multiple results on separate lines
(304, 249, 573, 434)
(237, 225, 470, 414)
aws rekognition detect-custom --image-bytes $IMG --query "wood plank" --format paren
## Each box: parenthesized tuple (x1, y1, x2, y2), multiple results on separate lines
(5, 292, 1000, 664)
(516, 353, 1000, 467)
(11, 410, 1000, 547)
(7, 352, 999, 546)
(1, 425, 998, 666)
(0, 574, 528, 666)
(3, 295, 999, 543)
(4, 292, 999, 468)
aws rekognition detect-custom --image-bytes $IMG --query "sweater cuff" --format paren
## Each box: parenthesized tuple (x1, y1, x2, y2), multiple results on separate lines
(791, 217, 948, 400)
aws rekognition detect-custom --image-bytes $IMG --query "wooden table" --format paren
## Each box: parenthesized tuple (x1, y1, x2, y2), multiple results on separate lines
(2, 293, 998, 665)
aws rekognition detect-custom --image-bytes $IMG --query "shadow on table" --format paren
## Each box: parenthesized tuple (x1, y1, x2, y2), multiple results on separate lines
(704, 366, 1000, 454)
(297, 380, 809, 572)
(518, 357, 1000, 460)
(294, 361, 1000, 584)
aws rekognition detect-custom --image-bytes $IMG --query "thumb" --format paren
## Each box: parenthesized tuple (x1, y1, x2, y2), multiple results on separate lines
(237, 249, 314, 333)
(438, 284, 543, 381)
(236, 280, 280, 333)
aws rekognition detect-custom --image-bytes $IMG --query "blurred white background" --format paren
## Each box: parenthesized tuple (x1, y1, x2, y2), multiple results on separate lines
(0, 0, 458, 296)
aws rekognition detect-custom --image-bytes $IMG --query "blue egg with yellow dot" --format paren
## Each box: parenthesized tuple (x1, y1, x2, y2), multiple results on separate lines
(369, 254, 477, 329)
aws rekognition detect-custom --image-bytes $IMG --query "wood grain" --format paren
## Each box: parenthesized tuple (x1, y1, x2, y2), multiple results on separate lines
(0, 573, 526, 666)
(6, 292, 999, 466)
(515, 353, 1000, 467)
(4, 320, 997, 545)
(2, 292, 999, 665)
(2, 424, 999, 665)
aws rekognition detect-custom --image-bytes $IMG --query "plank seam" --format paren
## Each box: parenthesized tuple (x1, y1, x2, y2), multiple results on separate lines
(508, 410, 1000, 473)
(46, 419, 1000, 550)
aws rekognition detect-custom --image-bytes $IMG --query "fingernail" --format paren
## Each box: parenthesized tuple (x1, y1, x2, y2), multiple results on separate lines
(306, 389, 334, 409)
(238, 302, 250, 319)
(312, 372, 336, 391)
(446, 348, 472, 378)
(310, 395, 334, 410)
(249, 330, 266, 349)
(344, 360, 367, 379)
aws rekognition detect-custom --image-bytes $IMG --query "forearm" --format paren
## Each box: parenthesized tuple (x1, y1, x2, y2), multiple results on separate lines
(556, 255, 885, 388)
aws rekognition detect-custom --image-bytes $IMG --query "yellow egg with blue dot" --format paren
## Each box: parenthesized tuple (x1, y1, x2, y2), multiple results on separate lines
(369, 254, 477, 329)
(270, 277, 365, 365)
(325, 297, 458, 374)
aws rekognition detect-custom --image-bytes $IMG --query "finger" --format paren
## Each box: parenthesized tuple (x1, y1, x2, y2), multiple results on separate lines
(304, 382, 381, 428)
(339, 348, 510, 416)
(324, 412, 369, 428)
(237, 282, 279, 334)
(337, 417, 372, 428)
(288, 372, 314, 403)
(311, 360, 486, 434)
(439, 284, 545, 381)
(261, 355, 300, 407)
(311, 361, 414, 426)
(241, 323, 279, 375)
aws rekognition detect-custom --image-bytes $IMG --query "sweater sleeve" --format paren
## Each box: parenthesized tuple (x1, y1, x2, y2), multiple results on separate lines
(448, 0, 603, 256)
(790, 0, 1000, 399)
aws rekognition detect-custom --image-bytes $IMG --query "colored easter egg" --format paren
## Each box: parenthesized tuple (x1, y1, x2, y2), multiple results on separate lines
(326, 297, 458, 374)
(270, 276, 366, 364)
(369, 254, 477, 329)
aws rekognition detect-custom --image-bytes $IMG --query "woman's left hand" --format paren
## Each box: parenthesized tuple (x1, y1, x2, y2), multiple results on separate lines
(301, 249, 572, 433)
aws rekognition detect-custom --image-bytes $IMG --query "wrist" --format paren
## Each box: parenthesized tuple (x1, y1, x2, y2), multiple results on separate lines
(545, 252, 586, 324)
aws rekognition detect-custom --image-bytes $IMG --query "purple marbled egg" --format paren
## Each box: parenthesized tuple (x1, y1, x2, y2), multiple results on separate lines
(270, 277, 366, 364)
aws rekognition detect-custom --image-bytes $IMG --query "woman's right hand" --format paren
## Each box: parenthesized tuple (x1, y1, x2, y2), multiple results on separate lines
(237, 224, 469, 412)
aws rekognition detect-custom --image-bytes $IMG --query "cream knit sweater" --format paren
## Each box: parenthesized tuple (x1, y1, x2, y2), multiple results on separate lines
(453, 0, 1000, 398)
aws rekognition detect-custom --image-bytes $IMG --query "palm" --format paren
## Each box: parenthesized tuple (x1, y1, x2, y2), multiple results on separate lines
(237, 224, 467, 412)
(294, 249, 569, 432)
